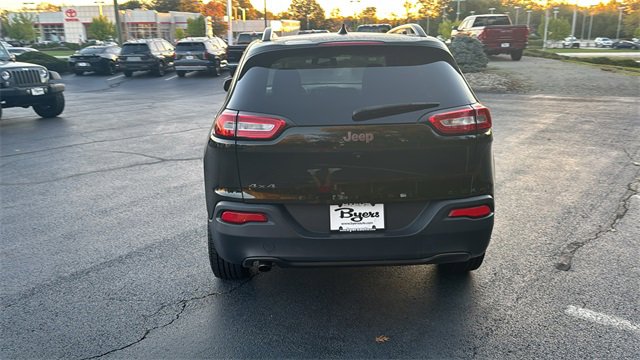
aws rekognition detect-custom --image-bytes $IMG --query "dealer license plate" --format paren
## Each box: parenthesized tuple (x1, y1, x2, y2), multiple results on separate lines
(128, 57, 141, 61)
(329, 203, 384, 232)
(31, 87, 45, 96)
(186, 55, 194, 60)
(78, 62, 89, 67)
(501, 42, 510, 48)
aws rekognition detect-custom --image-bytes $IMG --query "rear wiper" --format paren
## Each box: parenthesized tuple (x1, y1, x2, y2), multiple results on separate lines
(352, 102, 440, 121)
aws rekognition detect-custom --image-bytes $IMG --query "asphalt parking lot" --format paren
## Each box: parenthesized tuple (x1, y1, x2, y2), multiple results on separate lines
(1, 60, 639, 359)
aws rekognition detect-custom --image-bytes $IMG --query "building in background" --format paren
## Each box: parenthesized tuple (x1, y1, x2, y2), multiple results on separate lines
(7, 5, 200, 44)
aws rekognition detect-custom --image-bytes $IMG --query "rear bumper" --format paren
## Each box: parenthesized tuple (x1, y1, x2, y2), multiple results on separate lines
(209, 195, 494, 268)
(121, 61, 157, 71)
(175, 59, 215, 71)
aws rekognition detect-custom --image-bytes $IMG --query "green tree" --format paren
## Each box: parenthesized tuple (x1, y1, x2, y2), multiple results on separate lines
(287, 0, 325, 30)
(88, 15, 115, 41)
(539, 18, 571, 41)
(6, 13, 36, 43)
(186, 15, 205, 36)
(439, 19, 460, 39)
(120, 0, 148, 10)
(175, 27, 185, 40)
(151, 0, 180, 12)
(359, 7, 377, 24)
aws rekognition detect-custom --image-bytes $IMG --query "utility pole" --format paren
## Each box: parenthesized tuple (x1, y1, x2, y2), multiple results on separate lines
(526, 10, 532, 28)
(588, 12, 593, 40)
(456, 0, 461, 22)
(543, 8, 549, 49)
(514, 6, 520, 25)
(113, 0, 123, 45)
(571, 5, 577, 37)
(616, 7, 624, 40)
(263, 0, 267, 28)
(227, 0, 232, 45)
(580, 10, 586, 40)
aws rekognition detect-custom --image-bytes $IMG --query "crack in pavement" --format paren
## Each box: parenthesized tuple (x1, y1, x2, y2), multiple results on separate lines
(555, 170, 640, 271)
(0, 127, 207, 159)
(0, 158, 196, 186)
(79, 277, 255, 360)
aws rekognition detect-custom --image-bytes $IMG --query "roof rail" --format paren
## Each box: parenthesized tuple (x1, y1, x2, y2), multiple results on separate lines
(387, 23, 428, 37)
(262, 27, 277, 42)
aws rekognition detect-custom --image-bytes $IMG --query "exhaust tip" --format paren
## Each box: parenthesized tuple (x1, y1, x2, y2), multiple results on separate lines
(257, 262, 272, 272)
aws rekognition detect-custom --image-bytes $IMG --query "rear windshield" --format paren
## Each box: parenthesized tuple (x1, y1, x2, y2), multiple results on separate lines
(121, 44, 150, 54)
(79, 47, 106, 54)
(228, 46, 475, 125)
(237, 33, 262, 44)
(176, 42, 205, 51)
(473, 16, 511, 27)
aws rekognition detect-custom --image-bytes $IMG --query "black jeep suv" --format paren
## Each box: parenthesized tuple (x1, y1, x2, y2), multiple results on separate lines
(204, 25, 494, 279)
(0, 42, 65, 119)
(119, 39, 175, 77)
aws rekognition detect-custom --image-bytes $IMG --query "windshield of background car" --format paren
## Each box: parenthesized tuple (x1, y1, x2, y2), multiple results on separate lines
(237, 34, 262, 44)
(0, 43, 10, 60)
(121, 44, 150, 54)
(228, 45, 476, 126)
(79, 47, 106, 55)
(176, 42, 206, 52)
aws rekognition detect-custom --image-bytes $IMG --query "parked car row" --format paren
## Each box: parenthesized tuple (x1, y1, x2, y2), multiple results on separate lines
(68, 36, 229, 78)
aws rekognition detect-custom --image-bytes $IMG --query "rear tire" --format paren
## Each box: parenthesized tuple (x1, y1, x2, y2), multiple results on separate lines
(177, 70, 186, 77)
(510, 49, 523, 61)
(75, 70, 84, 76)
(33, 93, 65, 118)
(104, 61, 116, 75)
(124, 70, 133, 77)
(438, 253, 485, 273)
(208, 227, 249, 280)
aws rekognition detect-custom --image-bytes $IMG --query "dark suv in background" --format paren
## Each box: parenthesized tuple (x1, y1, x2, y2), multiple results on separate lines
(119, 39, 175, 77)
(203, 25, 495, 280)
(174, 37, 227, 77)
(68, 45, 121, 75)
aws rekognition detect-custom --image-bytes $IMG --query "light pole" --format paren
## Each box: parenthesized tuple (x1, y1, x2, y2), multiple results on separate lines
(570, 5, 577, 37)
(94, 1, 105, 16)
(553, 7, 559, 20)
(112, 0, 123, 45)
(350, 0, 360, 28)
(588, 11, 594, 40)
(543, 8, 550, 49)
(455, 0, 461, 22)
(227, 0, 232, 44)
(616, 7, 624, 40)
(580, 10, 586, 40)
(514, 6, 520, 25)
(526, 10, 532, 28)
(263, 0, 267, 28)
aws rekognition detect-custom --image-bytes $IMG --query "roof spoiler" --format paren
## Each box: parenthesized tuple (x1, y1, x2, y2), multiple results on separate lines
(387, 23, 428, 37)
(262, 27, 278, 42)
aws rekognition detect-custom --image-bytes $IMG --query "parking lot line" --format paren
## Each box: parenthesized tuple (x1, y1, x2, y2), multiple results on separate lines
(165, 75, 178, 81)
(565, 305, 640, 335)
(107, 75, 124, 81)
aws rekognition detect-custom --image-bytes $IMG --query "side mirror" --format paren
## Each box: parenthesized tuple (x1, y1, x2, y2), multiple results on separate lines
(223, 77, 232, 92)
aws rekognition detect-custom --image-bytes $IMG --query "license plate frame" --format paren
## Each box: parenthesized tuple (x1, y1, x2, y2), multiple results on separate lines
(77, 62, 90, 67)
(30, 87, 45, 96)
(501, 42, 510, 48)
(128, 56, 141, 61)
(185, 55, 194, 60)
(329, 203, 385, 232)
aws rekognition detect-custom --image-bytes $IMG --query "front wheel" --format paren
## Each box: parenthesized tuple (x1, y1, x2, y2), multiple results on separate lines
(208, 227, 249, 280)
(75, 70, 84, 76)
(124, 70, 133, 77)
(154, 62, 166, 76)
(438, 253, 485, 273)
(33, 93, 65, 118)
(104, 61, 116, 75)
(176, 70, 186, 77)
(510, 49, 523, 61)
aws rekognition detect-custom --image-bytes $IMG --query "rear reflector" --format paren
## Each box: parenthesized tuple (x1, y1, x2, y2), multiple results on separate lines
(448, 205, 492, 219)
(220, 211, 268, 224)
(213, 111, 287, 140)
(428, 104, 492, 135)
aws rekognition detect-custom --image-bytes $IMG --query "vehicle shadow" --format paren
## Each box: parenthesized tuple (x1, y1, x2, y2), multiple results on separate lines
(200, 265, 480, 358)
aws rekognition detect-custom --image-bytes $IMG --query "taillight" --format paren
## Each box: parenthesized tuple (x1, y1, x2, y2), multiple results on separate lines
(212, 110, 286, 140)
(477, 30, 486, 41)
(448, 205, 492, 218)
(203, 52, 209, 59)
(428, 104, 492, 135)
(220, 211, 268, 224)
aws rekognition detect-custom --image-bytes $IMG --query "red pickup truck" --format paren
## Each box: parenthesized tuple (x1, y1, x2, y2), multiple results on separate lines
(452, 14, 529, 61)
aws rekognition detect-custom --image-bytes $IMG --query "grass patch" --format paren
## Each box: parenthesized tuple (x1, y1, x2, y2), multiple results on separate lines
(552, 48, 640, 53)
(40, 50, 75, 57)
(524, 49, 640, 71)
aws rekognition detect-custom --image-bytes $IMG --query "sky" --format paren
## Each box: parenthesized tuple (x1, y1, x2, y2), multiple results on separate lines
(1, 0, 612, 18)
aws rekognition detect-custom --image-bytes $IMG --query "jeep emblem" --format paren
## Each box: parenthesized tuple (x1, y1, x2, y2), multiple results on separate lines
(342, 131, 374, 143)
